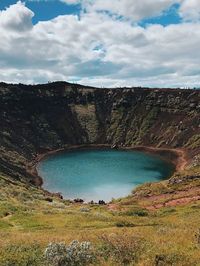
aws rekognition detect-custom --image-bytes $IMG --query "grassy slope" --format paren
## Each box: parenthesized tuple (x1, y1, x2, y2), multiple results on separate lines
(0, 167, 200, 265)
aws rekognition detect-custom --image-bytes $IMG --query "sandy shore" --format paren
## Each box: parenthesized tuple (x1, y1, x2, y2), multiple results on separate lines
(27, 144, 188, 189)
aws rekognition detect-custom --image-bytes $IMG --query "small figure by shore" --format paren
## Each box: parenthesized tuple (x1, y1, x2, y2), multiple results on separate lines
(111, 144, 118, 149)
(74, 198, 84, 203)
(98, 200, 106, 205)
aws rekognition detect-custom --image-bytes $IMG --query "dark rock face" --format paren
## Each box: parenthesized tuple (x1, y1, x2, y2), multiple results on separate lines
(0, 82, 199, 183)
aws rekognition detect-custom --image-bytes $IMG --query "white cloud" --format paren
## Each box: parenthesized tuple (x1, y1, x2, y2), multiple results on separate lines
(179, 0, 200, 21)
(0, 1, 34, 32)
(59, 0, 178, 21)
(84, 0, 177, 21)
(60, 0, 81, 4)
(0, 1, 200, 87)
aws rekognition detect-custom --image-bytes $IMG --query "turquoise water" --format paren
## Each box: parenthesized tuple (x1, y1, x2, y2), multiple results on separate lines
(37, 149, 174, 202)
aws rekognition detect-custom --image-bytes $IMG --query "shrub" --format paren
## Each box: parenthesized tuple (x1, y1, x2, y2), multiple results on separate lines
(195, 229, 200, 245)
(44, 240, 95, 266)
(0, 243, 44, 266)
(99, 232, 144, 265)
(154, 253, 194, 266)
(115, 221, 135, 227)
(125, 209, 149, 217)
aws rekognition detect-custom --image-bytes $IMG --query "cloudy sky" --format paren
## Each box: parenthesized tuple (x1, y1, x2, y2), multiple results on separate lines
(0, 0, 199, 87)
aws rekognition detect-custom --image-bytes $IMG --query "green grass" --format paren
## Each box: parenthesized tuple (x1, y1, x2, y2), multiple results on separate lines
(0, 170, 200, 265)
(186, 134, 200, 149)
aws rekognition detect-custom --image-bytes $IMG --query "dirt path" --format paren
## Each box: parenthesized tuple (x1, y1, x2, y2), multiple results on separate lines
(144, 186, 200, 210)
(107, 204, 120, 211)
(173, 148, 188, 171)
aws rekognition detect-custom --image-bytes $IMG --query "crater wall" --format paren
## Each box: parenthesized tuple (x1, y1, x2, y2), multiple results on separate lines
(0, 82, 199, 183)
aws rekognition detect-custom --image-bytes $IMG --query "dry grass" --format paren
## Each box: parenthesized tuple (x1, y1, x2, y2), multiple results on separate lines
(0, 170, 200, 265)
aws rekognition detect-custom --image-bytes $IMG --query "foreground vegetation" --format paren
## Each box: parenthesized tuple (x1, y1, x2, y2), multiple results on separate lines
(0, 165, 200, 266)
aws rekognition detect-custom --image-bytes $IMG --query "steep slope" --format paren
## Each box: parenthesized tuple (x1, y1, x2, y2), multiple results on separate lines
(0, 82, 199, 184)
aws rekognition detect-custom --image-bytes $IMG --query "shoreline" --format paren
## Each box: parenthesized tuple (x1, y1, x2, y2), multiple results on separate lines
(126, 146, 188, 171)
(27, 144, 188, 191)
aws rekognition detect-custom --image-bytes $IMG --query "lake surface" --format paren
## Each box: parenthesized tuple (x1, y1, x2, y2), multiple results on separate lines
(37, 149, 174, 202)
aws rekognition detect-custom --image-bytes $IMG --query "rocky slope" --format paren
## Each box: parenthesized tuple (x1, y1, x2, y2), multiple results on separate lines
(0, 81, 200, 266)
(0, 81, 199, 185)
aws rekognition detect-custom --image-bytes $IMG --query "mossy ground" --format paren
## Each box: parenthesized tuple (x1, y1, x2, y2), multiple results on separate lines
(0, 168, 200, 265)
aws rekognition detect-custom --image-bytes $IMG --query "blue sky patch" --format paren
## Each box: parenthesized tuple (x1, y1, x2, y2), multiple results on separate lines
(0, 0, 81, 24)
(139, 4, 182, 27)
